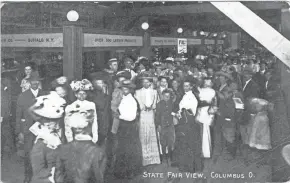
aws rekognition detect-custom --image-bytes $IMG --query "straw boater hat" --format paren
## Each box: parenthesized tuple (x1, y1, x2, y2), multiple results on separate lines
(70, 79, 93, 92)
(107, 58, 118, 64)
(215, 71, 233, 80)
(118, 79, 136, 89)
(32, 91, 67, 119)
(163, 57, 174, 63)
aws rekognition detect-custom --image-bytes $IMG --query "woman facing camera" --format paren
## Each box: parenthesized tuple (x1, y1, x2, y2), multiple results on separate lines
(113, 80, 142, 179)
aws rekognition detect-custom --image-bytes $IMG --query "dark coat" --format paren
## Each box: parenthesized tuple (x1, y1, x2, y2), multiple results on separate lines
(16, 89, 45, 134)
(155, 100, 174, 128)
(89, 90, 111, 140)
(242, 79, 260, 100)
(54, 141, 106, 183)
(1, 77, 12, 119)
(30, 139, 59, 183)
(264, 77, 280, 102)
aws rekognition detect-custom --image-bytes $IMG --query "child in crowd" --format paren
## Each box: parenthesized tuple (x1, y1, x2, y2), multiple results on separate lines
(155, 89, 176, 165)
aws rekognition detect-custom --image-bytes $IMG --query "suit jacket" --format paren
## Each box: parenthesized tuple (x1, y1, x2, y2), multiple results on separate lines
(1, 77, 12, 119)
(253, 71, 267, 96)
(155, 100, 174, 128)
(16, 89, 45, 134)
(55, 140, 106, 183)
(89, 90, 111, 138)
(264, 77, 280, 102)
(242, 79, 260, 100)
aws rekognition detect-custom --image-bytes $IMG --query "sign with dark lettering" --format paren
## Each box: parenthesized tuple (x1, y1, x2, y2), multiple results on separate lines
(1, 34, 63, 47)
(84, 34, 143, 47)
(178, 38, 187, 54)
(204, 39, 215, 45)
(151, 37, 201, 46)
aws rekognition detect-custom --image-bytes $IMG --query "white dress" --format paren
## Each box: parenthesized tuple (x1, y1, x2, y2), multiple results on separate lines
(135, 88, 161, 166)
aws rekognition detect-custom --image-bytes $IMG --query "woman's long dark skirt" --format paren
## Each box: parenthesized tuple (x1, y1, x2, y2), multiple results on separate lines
(113, 119, 142, 178)
(173, 114, 202, 172)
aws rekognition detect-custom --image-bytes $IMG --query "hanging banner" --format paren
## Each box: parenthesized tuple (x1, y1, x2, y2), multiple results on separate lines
(188, 38, 202, 45)
(1, 33, 63, 47)
(177, 38, 187, 54)
(84, 34, 143, 47)
(204, 39, 215, 45)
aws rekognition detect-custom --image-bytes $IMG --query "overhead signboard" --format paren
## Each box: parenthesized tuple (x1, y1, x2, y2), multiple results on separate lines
(151, 37, 201, 46)
(188, 39, 202, 45)
(178, 38, 187, 54)
(204, 39, 215, 45)
(217, 40, 224, 44)
(1, 33, 63, 47)
(150, 37, 177, 46)
(84, 34, 143, 47)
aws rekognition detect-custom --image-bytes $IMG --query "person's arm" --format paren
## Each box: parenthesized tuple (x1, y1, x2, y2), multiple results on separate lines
(152, 90, 158, 110)
(134, 90, 145, 111)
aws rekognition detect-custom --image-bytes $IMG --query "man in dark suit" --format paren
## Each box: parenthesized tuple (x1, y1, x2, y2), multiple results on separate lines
(16, 76, 45, 183)
(242, 67, 260, 100)
(264, 69, 279, 102)
(253, 62, 267, 98)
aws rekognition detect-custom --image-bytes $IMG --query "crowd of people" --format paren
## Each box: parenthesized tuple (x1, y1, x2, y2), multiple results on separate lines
(1, 50, 280, 183)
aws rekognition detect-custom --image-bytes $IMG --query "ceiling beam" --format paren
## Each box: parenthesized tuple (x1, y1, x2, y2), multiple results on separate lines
(107, 2, 286, 17)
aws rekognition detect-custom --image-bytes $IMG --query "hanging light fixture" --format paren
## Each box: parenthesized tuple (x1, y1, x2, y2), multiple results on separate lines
(67, 10, 79, 22)
(141, 22, 149, 30)
(177, 28, 183, 34)
(212, 33, 218, 37)
(200, 31, 205, 36)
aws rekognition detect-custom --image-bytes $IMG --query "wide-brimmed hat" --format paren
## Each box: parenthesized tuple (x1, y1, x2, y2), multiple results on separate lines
(118, 79, 136, 89)
(70, 79, 93, 92)
(138, 71, 154, 81)
(215, 71, 233, 80)
(114, 70, 131, 80)
(242, 66, 254, 75)
(32, 91, 67, 119)
(162, 57, 174, 63)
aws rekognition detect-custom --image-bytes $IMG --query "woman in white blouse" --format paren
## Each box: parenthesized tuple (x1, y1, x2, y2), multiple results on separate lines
(173, 77, 203, 173)
(113, 80, 142, 179)
(64, 79, 98, 143)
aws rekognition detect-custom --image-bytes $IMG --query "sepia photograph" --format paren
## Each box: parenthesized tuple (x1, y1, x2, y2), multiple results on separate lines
(1, 1, 290, 183)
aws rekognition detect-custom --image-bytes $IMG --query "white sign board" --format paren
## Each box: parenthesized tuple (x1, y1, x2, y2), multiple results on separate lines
(84, 34, 143, 47)
(188, 39, 202, 45)
(177, 38, 187, 54)
(204, 39, 215, 45)
(1, 33, 63, 47)
(150, 37, 177, 46)
(151, 37, 201, 46)
(217, 40, 224, 44)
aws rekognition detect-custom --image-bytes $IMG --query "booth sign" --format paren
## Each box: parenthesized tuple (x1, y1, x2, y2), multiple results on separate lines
(204, 39, 215, 45)
(84, 34, 143, 47)
(1, 33, 63, 47)
(178, 38, 187, 54)
(151, 37, 202, 46)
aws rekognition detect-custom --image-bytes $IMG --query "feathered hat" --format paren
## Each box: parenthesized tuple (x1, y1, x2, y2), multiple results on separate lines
(31, 91, 67, 119)
(70, 79, 93, 92)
